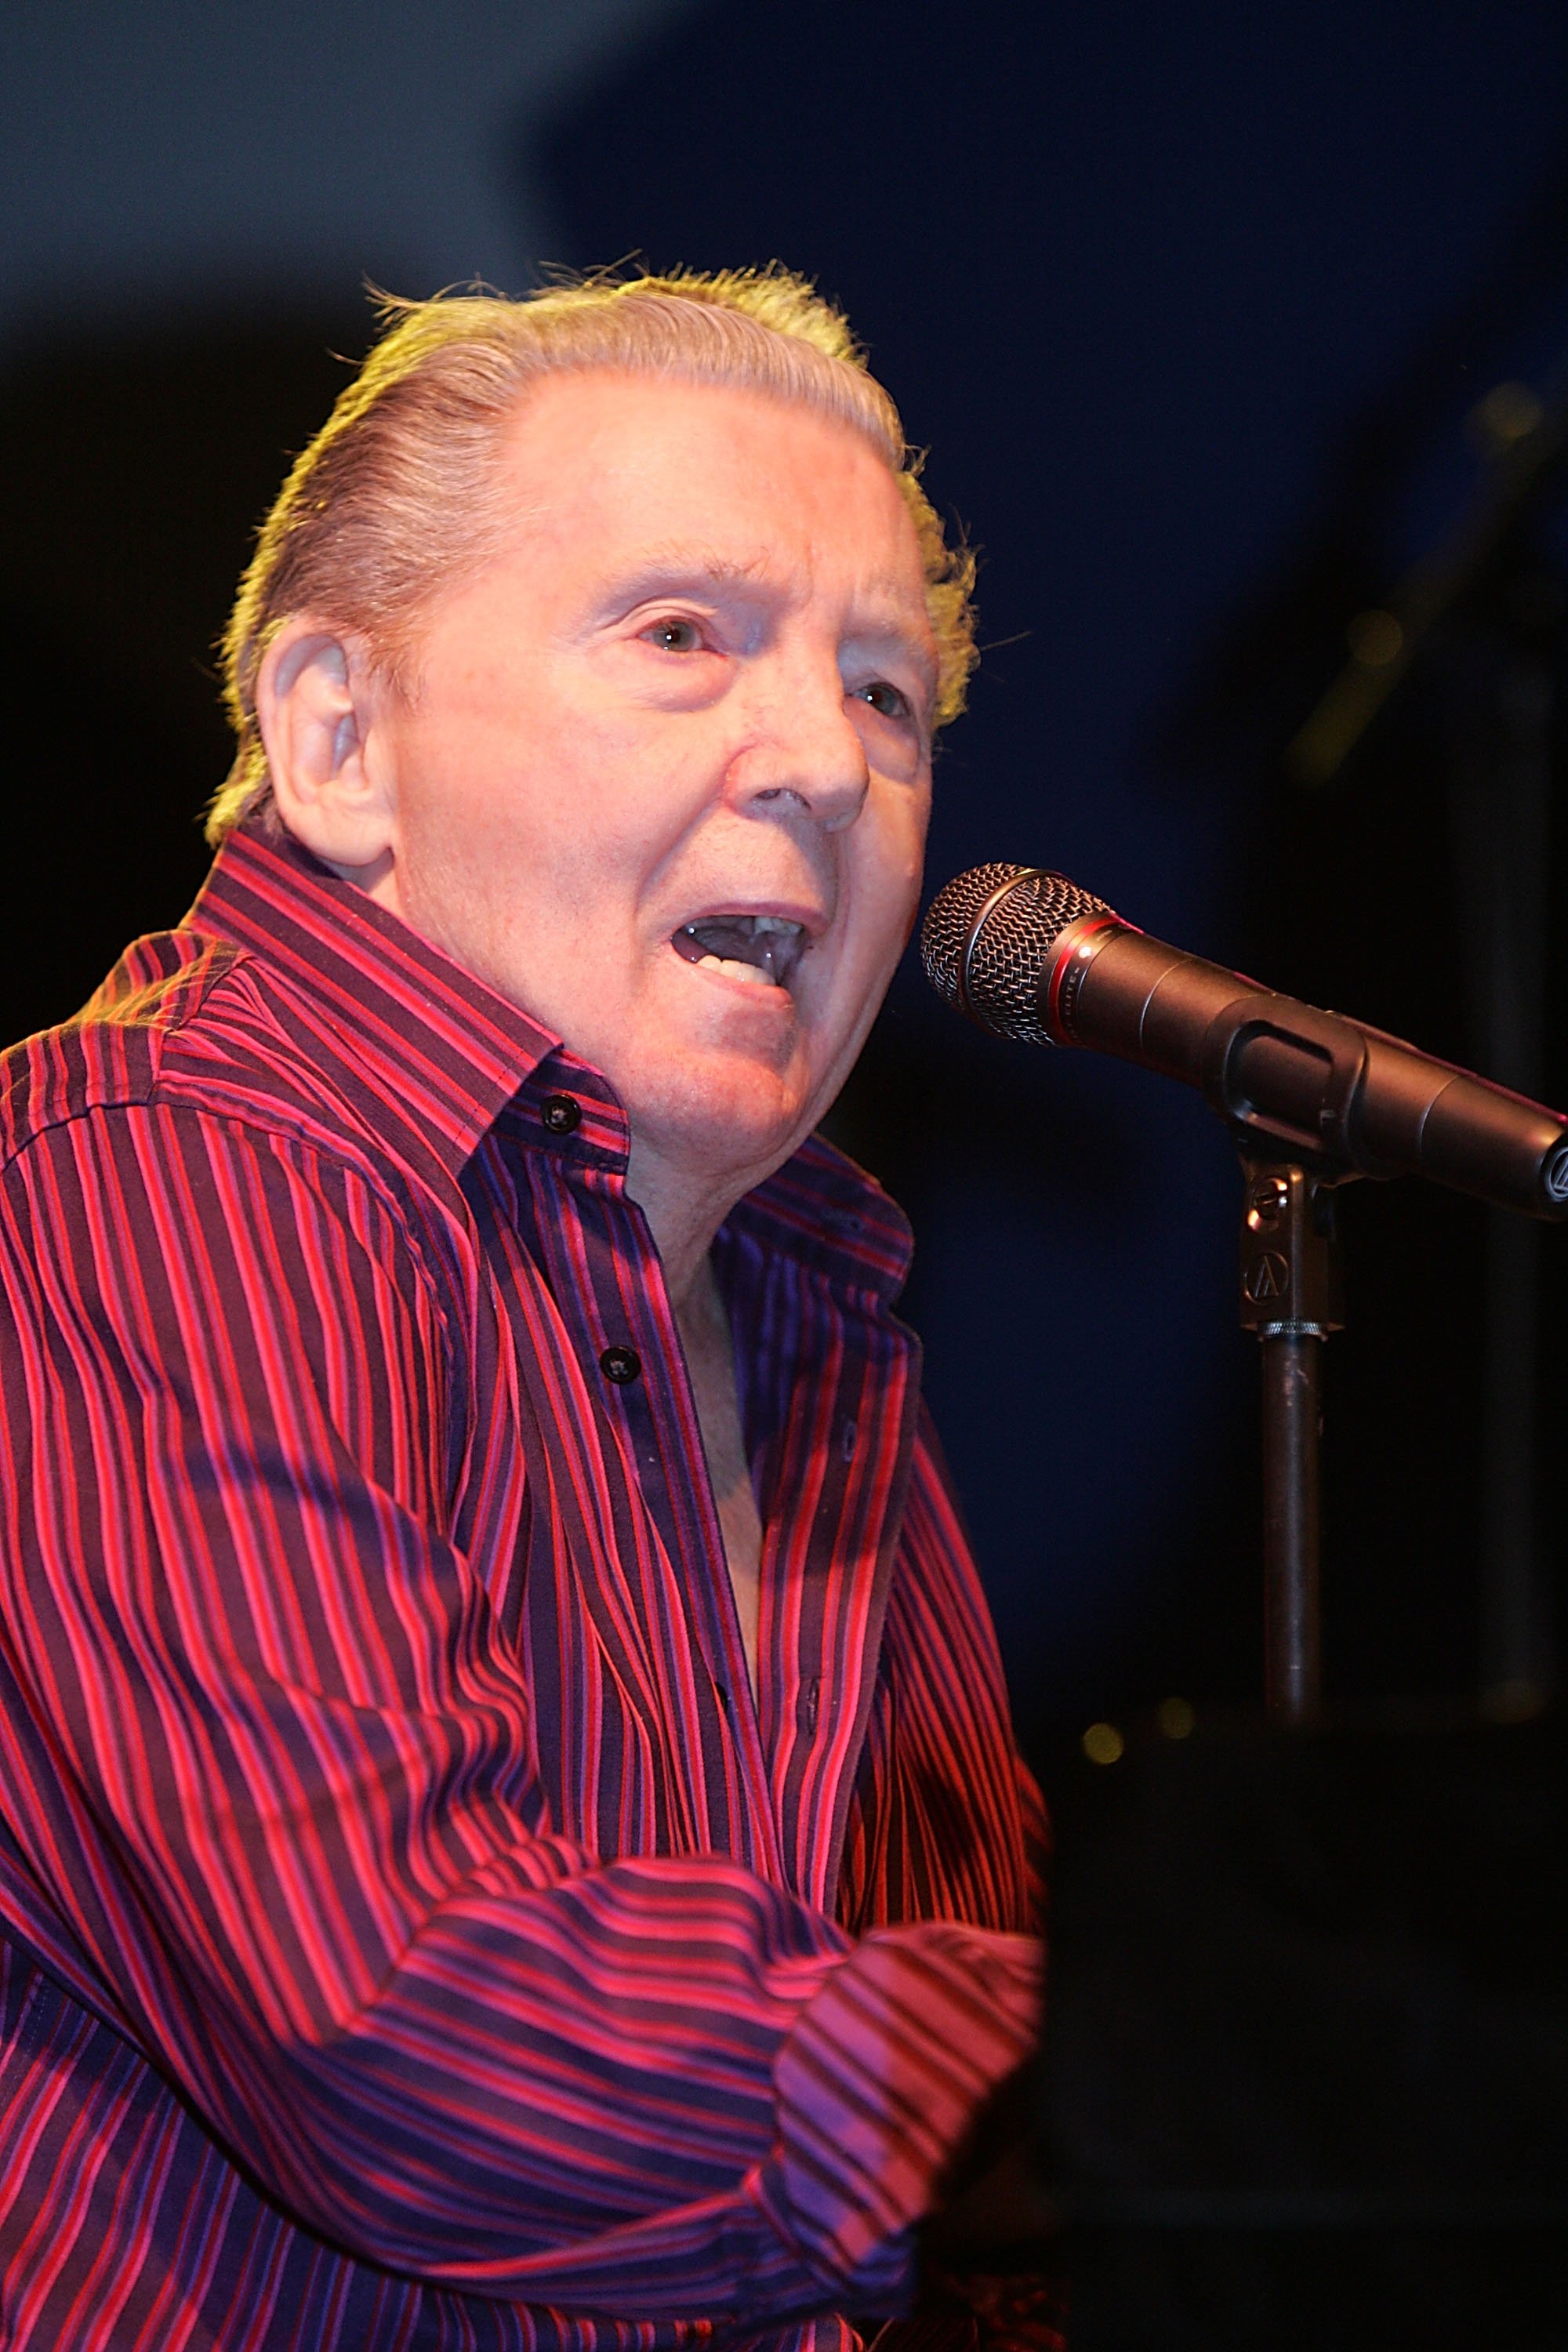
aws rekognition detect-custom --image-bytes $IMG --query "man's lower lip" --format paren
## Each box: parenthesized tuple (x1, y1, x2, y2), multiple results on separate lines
(673, 946, 795, 1000)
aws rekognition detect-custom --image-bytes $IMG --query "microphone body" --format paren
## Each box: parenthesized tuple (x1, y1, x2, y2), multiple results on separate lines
(921, 864, 1568, 1221)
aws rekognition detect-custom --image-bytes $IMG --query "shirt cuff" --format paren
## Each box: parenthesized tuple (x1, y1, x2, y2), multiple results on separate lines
(756, 1923, 1044, 2312)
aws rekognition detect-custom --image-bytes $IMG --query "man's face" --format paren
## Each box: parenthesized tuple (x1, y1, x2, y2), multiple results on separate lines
(371, 369, 937, 1209)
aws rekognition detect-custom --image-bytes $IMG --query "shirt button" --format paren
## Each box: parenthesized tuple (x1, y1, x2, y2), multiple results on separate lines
(541, 1093, 582, 1135)
(599, 1345, 641, 1385)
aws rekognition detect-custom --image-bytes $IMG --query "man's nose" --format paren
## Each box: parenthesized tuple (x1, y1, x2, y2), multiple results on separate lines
(724, 662, 870, 833)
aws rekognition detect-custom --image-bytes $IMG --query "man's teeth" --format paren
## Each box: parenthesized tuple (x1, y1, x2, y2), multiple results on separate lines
(673, 915, 806, 986)
(702, 954, 779, 987)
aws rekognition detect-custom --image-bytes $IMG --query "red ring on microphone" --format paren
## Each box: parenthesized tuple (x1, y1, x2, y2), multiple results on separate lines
(1045, 913, 1128, 1041)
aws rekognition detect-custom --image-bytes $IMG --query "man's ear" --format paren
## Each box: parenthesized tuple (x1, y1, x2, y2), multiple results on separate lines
(256, 618, 396, 882)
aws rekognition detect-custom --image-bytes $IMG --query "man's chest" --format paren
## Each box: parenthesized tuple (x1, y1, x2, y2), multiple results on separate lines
(438, 1134, 922, 1911)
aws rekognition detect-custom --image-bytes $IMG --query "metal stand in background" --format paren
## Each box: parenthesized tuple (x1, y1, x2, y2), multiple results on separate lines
(1238, 1157, 1348, 1724)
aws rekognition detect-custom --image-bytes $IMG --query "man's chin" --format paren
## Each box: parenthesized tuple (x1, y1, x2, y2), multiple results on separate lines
(618, 1047, 820, 1191)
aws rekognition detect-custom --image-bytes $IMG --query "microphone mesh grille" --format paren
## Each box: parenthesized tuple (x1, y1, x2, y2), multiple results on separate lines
(920, 863, 1113, 1042)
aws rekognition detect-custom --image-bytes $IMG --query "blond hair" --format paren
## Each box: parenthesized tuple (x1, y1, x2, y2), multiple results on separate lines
(207, 267, 977, 843)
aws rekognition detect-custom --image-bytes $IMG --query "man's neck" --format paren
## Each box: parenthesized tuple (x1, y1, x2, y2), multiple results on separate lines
(623, 1149, 764, 1702)
(670, 1255, 763, 1701)
(622, 1143, 748, 1321)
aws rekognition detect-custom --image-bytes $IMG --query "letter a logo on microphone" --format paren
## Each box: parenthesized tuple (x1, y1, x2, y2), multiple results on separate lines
(1244, 1251, 1290, 1304)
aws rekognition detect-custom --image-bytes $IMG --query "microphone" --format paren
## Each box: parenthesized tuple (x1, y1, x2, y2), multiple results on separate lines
(921, 862, 1568, 1220)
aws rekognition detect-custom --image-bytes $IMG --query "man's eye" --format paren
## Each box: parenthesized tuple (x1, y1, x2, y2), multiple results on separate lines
(855, 681, 913, 720)
(642, 617, 704, 653)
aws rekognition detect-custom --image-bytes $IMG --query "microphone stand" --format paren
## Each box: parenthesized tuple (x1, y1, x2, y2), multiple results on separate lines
(1236, 1154, 1349, 1723)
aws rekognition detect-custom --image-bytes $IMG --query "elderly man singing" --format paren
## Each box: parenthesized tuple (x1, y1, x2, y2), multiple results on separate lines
(0, 270, 1051, 2352)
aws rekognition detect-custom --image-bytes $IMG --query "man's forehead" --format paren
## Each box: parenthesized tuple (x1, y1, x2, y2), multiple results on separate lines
(484, 372, 938, 670)
(496, 373, 914, 555)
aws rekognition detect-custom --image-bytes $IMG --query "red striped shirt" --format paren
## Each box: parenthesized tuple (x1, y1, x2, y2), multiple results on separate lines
(0, 822, 1047, 2351)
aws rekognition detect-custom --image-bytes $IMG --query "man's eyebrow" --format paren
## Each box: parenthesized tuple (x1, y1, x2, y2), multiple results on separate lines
(844, 610, 941, 699)
(597, 545, 775, 597)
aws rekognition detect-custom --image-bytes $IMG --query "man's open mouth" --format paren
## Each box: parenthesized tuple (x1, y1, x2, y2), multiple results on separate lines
(672, 916, 808, 989)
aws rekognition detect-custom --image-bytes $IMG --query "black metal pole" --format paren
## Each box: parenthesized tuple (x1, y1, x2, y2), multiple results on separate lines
(1258, 1330, 1323, 1722)
(1240, 1159, 1345, 1724)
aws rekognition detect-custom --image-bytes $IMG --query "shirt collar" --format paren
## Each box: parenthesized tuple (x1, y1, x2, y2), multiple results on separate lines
(186, 817, 624, 1178)
(731, 1136, 913, 1302)
(187, 815, 912, 1300)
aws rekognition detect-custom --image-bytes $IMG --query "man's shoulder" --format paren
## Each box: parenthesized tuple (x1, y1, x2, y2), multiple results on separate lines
(2, 928, 229, 1154)
(0, 924, 368, 1174)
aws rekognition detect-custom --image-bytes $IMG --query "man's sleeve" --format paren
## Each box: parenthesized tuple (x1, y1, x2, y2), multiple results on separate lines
(0, 1104, 1038, 2320)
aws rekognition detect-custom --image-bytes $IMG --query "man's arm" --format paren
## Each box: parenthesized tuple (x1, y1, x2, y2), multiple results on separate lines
(851, 1415, 1064, 2347)
(0, 1103, 1036, 2319)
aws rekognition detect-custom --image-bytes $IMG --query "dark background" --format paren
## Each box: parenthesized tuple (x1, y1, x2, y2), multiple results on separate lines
(4, 0, 1567, 1759)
